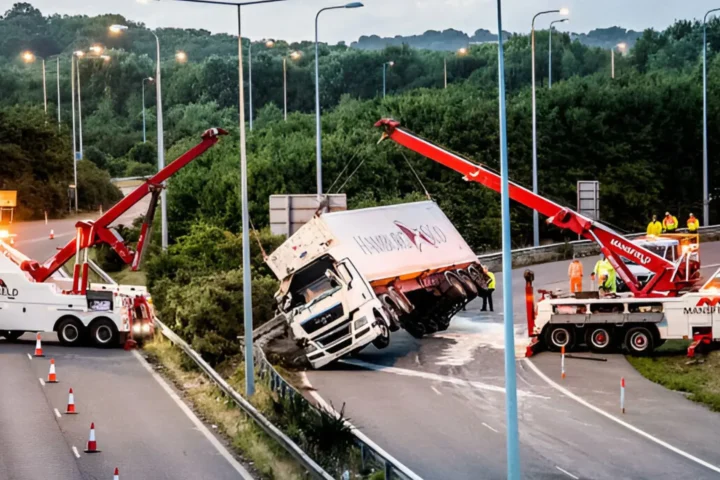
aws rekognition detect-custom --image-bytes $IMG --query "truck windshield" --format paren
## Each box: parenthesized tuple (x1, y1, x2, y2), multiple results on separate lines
(287, 257, 340, 310)
(622, 244, 668, 264)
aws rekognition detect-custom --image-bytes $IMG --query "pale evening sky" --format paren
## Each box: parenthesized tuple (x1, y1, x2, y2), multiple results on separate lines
(2, 0, 719, 44)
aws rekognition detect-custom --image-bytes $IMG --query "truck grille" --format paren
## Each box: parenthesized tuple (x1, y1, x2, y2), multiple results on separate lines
(327, 338, 353, 354)
(301, 303, 345, 334)
(315, 321, 351, 347)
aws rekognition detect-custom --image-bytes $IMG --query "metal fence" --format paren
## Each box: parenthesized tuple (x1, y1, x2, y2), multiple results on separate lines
(254, 346, 422, 480)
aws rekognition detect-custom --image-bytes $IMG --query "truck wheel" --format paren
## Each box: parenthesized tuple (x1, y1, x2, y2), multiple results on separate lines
(625, 327, 654, 355)
(1, 331, 24, 342)
(57, 317, 85, 346)
(545, 325, 575, 352)
(585, 326, 614, 353)
(444, 272, 467, 300)
(457, 271, 479, 301)
(90, 318, 117, 348)
(387, 287, 413, 314)
(372, 320, 390, 350)
(404, 322, 426, 339)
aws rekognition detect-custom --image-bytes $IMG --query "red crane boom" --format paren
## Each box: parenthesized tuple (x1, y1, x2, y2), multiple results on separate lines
(21, 127, 228, 291)
(375, 118, 698, 297)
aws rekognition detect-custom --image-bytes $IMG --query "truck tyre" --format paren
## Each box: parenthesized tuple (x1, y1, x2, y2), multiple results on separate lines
(56, 317, 85, 346)
(585, 326, 614, 353)
(1, 330, 24, 342)
(545, 325, 575, 352)
(404, 322, 426, 339)
(625, 327, 654, 355)
(443, 272, 467, 300)
(387, 287, 413, 314)
(90, 318, 117, 348)
(457, 271, 479, 301)
(372, 319, 390, 350)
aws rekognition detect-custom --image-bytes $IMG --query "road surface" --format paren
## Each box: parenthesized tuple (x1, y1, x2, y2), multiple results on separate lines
(308, 242, 720, 479)
(0, 211, 251, 480)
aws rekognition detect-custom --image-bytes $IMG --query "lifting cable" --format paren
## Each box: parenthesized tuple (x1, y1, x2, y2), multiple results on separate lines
(248, 216, 268, 261)
(400, 151, 432, 201)
(327, 149, 361, 194)
(335, 155, 368, 194)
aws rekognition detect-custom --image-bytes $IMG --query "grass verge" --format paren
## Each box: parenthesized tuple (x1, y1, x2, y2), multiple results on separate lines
(627, 341, 720, 412)
(143, 335, 307, 480)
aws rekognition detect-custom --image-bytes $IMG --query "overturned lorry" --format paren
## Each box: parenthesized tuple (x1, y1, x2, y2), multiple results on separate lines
(266, 201, 487, 369)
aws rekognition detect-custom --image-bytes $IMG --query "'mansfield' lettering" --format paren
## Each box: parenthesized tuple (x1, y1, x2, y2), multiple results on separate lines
(610, 238, 651, 265)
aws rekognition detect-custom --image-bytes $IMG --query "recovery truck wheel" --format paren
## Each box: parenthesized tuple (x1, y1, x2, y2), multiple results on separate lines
(90, 318, 117, 348)
(625, 327, 654, 355)
(544, 325, 575, 352)
(372, 318, 390, 350)
(56, 317, 85, 346)
(1, 331, 24, 342)
(585, 326, 615, 353)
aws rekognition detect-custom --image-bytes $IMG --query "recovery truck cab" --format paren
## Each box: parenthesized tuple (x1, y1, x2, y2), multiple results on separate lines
(0, 252, 146, 346)
(618, 235, 697, 291)
(267, 201, 485, 369)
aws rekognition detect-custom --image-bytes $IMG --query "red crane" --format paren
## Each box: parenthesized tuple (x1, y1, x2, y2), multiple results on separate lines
(19, 127, 228, 293)
(375, 119, 699, 298)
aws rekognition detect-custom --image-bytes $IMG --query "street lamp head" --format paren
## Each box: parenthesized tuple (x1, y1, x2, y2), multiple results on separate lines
(388, 60, 395, 67)
(90, 45, 104, 54)
(74, 50, 85, 57)
(559, 7, 570, 15)
(100, 55, 111, 62)
(617, 42, 628, 50)
(147, 76, 154, 81)
(175, 51, 188, 63)
(109, 24, 129, 33)
(265, 40, 275, 48)
(290, 50, 302, 60)
(344, 2, 364, 8)
(458, 47, 468, 55)
(21, 51, 35, 63)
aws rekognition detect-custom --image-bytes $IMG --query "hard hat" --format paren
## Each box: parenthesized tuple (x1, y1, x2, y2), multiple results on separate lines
(665, 212, 670, 216)
(690, 213, 695, 216)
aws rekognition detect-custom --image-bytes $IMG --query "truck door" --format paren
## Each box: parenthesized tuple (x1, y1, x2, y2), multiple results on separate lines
(336, 259, 375, 306)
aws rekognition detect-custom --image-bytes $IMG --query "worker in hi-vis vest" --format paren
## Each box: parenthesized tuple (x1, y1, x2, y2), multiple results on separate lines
(663, 211, 678, 233)
(647, 215, 662, 236)
(481, 266, 495, 312)
(591, 254, 615, 293)
(687, 213, 699, 233)
(568, 257, 583, 293)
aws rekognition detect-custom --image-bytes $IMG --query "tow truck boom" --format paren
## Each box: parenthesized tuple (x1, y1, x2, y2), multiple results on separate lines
(21, 127, 228, 288)
(375, 119, 698, 297)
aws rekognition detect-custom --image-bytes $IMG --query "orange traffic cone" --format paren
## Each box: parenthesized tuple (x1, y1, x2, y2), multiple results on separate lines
(66, 388, 77, 414)
(49, 229, 54, 240)
(34, 333, 44, 357)
(85, 422, 101, 453)
(47, 359, 58, 383)
(113, 467, 119, 480)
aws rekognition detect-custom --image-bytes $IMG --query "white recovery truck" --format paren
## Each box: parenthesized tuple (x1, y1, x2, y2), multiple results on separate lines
(267, 201, 485, 368)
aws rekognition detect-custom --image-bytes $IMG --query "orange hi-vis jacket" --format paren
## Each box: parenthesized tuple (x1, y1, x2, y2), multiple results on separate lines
(568, 260, 583, 279)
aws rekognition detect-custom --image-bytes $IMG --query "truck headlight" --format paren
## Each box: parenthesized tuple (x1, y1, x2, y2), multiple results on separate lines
(354, 316, 368, 329)
(142, 324, 151, 333)
(306, 344, 318, 354)
(132, 324, 141, 334)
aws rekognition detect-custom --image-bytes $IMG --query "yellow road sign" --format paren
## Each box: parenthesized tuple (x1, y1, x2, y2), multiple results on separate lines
(0, 191, 17, 208)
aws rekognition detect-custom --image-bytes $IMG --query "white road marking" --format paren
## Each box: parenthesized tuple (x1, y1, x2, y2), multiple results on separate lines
(340, 358, 548, 399)
(524, 358, 720, 474)
(556, 466, 579, 479)
(131, 350, 254, 480)
(430, 386, 442, 396)
(38, 378, 45, 386)
(481, 422, 498, 433)
(305, 374, 424, 480)
(54, 408, 61, 419)
(701, 263, 720, 269)
(71, 446, 80, 458)
(26, 353, 32, 361)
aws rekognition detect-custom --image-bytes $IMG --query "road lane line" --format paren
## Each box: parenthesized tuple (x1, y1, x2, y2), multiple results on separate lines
(38, 378, 45, 386)
(556, 466, 579, 479)
(54, 408, 61, 419)
(340, 358, 548, 399)
(481, 422, 498, 433)
(71, 446, 80, 458)
(26, 353, 32, 361)
(131, 350, 254, 480)
(430, 386, 442, 396)
(524, 358, 720, 474)
(305, 375, 424, 480)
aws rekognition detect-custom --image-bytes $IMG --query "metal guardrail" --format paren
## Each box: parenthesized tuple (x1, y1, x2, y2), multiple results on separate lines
(475, 225, 720, 261)
(111, 175, 153, 183)
(153, 318, 334, 480)
(254, 347, 421, 480)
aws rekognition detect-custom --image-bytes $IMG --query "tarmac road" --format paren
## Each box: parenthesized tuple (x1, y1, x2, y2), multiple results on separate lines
(307, 242, 720, 479)
(0, 203, 251, 479)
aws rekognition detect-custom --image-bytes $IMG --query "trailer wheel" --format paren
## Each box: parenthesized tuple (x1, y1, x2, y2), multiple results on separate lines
(56, 317, 84, 346)
(404, 322, 426, 339)
(1, 331, 24, 342)
(457, 271, 479, 301)
(625, 327, 654, 355)
(585, 327, 614, 353)
(545, 325, 575, 352)
(90, 318, 117, 348)
(444, 272, 467, 300)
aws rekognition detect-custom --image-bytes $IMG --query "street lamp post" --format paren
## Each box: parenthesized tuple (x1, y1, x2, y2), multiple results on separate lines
(75, 52, 84, 162)
(382, 60, 394, 98)
(548, 18, 568, 89)
(496, 0, 521, 477)
(110, 24, 168, 251)
(248, 41, 253, 131)
(704, 9, 720, 226)
(70, 53, 78, 212)
(315, 2, 364, 201)
(531, 7, 568, 247)
(444, 57, 447, 89)
(611, 42, 627, 79)
(142, 77, 154, 143)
